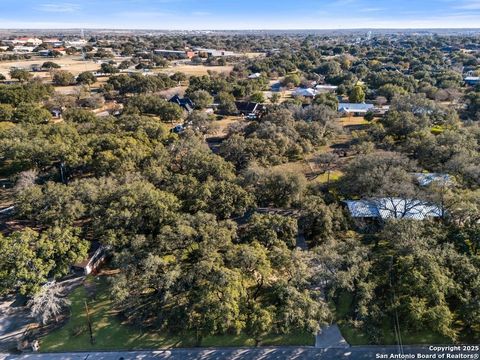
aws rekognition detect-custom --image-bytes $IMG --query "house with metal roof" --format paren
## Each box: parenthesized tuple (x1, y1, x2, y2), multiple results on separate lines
(345, 198, 442, 221)
(465, 76, 480, 86)
(315, 84, 338, 93)
(413, 173, 452, 187)
(338, 103, 374, 115)
(293, 88, 317, 98)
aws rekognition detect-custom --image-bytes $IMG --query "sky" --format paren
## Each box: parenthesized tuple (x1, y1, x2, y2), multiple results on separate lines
(1, 0, 480, 30)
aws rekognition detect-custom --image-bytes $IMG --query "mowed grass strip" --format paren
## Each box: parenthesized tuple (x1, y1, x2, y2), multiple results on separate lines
(40, 276, 314, 351)
(334, 291, 456, 346)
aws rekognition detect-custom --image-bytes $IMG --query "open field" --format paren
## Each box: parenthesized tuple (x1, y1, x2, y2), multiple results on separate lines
(156, 64, 233, 76)
(40, 276, 314, 351)
(0, 56, 101, 79)
(210, 115, 243, 137)
(267, 116, 370, 182)
(0, 56, 232, 81)
(339, 116, 370, 126)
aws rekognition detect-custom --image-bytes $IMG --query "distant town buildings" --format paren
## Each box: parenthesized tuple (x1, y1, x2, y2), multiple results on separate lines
(4, 37, 42, 46)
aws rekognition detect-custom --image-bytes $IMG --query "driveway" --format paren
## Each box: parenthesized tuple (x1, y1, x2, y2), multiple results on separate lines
(0, 276, 85, 351)
(0, 297, 33, 351)
(315, 325, 349, 348)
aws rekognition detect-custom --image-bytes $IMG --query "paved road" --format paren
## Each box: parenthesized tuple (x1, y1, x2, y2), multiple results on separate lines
(1, 346, 478, 360)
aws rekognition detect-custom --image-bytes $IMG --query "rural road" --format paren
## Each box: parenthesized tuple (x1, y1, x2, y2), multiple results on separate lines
(1, 346, 478, 360)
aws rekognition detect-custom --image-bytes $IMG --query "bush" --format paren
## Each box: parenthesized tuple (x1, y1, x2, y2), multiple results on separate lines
(42, 61, 61, 69)
(52, 71, 76, 86)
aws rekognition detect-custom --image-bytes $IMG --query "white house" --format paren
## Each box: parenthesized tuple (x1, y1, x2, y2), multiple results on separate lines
(13, 46, 36, 53)
(64, 39, 87, 49)
(293, 88, 316, 98)
(338, 103, 375, 115)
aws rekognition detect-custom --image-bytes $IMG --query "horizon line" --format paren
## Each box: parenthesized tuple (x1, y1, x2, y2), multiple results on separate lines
(1, 27, 480, 31)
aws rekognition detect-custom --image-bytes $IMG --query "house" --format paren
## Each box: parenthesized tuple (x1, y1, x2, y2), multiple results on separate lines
(154, 49, 193, 59)
(293, 88, 316, 98)
(338, 103, 375, 116)
(50, 108, 62, 118)
(38, 49, 51, 57)
(373, 105, 390, 116)
(30, 64, 42, 72)
(194, 48, 236, 57)
(345, 198, 442, 221)
(248, 73, 262, 79)
(64, 39, 87, 49)
(42, 38, 63, 47)
(413, 173, 452, 187)
(270, 82, 282, 92)
(315, 84, 338, 93)
(235, 101, 263, 118)
(0, 206, 15, 215)
(13, 46, 36, 53)
(169, 95, 194, 113)
(72, 243, 109, 275)
(171, 124, 185, 134)
(465, 76, 480, 86)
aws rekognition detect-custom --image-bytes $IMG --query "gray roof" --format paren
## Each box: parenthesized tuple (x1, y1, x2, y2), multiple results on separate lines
(413, 173, 451, 187)
(315, 84, 338, 91)
(293, 88, 316, 97)
(345, 200, 379, 218)
(346, 198, 442, 220)
(338, 103, 374, 112)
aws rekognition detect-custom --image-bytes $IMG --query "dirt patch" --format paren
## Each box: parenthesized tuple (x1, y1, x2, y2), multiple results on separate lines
(0, 56, 100, 79)
(210, 116, 244, 138)
(156, 64, 233, 76)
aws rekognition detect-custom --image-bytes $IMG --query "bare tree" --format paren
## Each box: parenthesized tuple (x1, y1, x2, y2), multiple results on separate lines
(28, 282, 70, 325)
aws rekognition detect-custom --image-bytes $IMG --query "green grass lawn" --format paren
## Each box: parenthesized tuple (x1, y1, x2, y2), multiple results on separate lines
(315, 170, 344, 184)
(333, 291, 453, 346)
(40, 276, 314, 352)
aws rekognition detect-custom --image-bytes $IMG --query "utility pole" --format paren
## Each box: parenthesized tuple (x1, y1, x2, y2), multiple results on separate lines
(84, 300, 95, 345)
